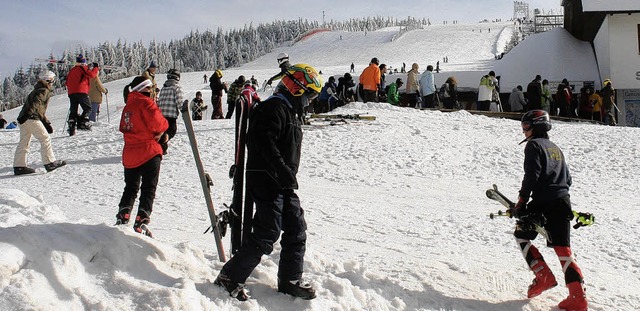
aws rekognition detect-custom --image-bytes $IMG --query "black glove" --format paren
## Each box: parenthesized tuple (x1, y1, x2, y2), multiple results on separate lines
(92, 62, 100, 68)
(510, 197, 528, 219)
(266, 79, 273, 86)
(274, 160, 296, 189)
(43, 121, 53, 134)
(104, 89, 108, 94)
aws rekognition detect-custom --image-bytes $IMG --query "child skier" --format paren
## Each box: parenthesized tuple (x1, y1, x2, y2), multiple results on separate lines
(511, 110, 587, 311)
(190, 91, 207, 120)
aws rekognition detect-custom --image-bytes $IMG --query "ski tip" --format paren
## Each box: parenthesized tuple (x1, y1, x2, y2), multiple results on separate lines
(492, 184, 498, 191)
(485, 189, 493, 198)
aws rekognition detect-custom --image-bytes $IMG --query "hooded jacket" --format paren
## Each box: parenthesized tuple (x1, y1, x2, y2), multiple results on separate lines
(119, 92, 168, 168)
(17, 80, 52, 125)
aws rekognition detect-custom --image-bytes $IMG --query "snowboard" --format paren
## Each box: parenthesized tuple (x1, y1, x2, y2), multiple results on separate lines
(180, 100, 227, 262)
(309, 113, 376, 121)
(229, 93, 254, 254)
(486, 184, 551, 243)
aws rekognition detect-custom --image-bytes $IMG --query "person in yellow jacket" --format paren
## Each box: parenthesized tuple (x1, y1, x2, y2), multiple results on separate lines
(359, 57, 381, 103)
(89, 75, 108, 121)
(590, 89, 602, 122)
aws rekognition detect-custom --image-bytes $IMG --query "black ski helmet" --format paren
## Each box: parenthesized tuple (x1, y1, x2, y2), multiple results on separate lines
(521, 109, 552, 132)
(167, 69, 181, 81)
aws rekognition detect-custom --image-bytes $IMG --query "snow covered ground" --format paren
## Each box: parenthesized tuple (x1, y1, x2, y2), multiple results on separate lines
(1, 22, 640, 311)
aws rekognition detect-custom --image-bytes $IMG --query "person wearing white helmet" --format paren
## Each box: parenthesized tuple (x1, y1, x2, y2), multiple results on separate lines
(265, 52, 291, 87)
(13, 71, 66, 175)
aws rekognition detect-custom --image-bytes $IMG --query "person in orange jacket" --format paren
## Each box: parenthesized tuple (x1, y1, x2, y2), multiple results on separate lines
(115, 76, 169, 238)
(65, 54, 99, 135)
(359, 57, 381, 103)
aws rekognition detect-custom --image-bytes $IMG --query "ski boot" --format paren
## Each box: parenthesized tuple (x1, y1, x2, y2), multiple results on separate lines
(44, 160, 67, 172)
(67, 119, 76, 136)
(14, 167, 36, 175)
(214, 272, 249, 301)
(558, 282, 588, 311)
(76, 118, 92, 131)
(527, 260, 557, 298)
(278, 278, 316, 300)
(115, 207, 132, 225)
(133, 212, 153, 238)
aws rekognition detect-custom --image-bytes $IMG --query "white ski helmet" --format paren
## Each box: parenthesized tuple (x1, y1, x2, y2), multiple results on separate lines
(39, 70, 56, 82)
(277, 52, 289, 65)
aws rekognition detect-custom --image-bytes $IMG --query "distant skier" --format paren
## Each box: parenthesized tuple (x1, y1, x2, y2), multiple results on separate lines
(477, 71, 497, 111)
(13, 71, 67, 175)
(419, 65, 436, 108)
(526, 75, 543, 111)
(556, 79, 573, 117)
(214, 64, 322, 301)
(601, 79, 617, 125)
(209, 69, 228, 119)
(265, 52, 291, 87)
(190, 91, 207, 121)
(156, 69, 184, 154)
(406, 63, 421, 108)
(65, 54, 99, 135)
(88, 75, 108, 122)
(387, 78, 403, 106)
(350, 62, 355, 73)
(225, 75, 245, 119)
(116, 76, 169, 238)
(511, 110, 588, 311)
(359, 57, 381, 103)
(142, 61, 159, 100)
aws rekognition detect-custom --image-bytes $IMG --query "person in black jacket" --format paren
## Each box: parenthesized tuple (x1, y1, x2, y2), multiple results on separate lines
(215, 64, 322, 301)
(511, 110, 587, 310)
(526, 75, 542, 111)
(209, 69, 228, 119)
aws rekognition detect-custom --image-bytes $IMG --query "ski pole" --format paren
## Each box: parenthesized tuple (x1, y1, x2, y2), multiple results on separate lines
(62, 110, 70, 133)
(105, 92, 111, 123)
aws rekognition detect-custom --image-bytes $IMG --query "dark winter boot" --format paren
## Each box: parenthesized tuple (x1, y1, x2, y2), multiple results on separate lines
(14, 167, 36, 175)
(277, 278, 316, 300)
(77, 118, 92, 131)
(558, 282, 588, 311)
(527, 259, 557, 298)
(133, 212, 153, 238)
(115, 207, 132, 225)
(67, 119, 76, 136)
(214, 272, 249, 301)
(44, 160, 67, 172)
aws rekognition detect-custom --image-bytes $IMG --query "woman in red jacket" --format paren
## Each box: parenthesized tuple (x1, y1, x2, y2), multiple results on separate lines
(116, 76, 169, 237)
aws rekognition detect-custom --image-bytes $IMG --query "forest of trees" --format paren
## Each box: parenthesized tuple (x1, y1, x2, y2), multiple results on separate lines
(1, 16, 426, 110)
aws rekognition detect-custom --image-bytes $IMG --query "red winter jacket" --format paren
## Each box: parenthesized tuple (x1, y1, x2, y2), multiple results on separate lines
(66, 65, 99, 95)
(119, 92, 168, 168)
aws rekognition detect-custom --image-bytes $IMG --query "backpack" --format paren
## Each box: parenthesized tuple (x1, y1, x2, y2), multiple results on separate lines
(439, 83, 450, 98)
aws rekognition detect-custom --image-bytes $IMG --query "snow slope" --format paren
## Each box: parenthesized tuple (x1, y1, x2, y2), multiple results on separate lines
(1, 22, 640, 311)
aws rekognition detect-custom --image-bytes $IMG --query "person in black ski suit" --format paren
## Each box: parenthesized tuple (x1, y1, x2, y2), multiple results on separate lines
(215, 64, 323, 301)
(511, 110, 587, 310)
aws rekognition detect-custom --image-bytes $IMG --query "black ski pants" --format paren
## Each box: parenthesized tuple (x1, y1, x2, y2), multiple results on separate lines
(221, 188, 307, 283)
(68, 93, 92, 123)
(118, 155, 162, 222)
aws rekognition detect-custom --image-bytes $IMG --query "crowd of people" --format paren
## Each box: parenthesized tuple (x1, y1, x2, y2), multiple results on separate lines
(6, 52, 603, 309)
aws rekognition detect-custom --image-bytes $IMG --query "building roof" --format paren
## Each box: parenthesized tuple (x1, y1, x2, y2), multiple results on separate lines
(581, 0, 640, 12)
(491, 28, 600, 92)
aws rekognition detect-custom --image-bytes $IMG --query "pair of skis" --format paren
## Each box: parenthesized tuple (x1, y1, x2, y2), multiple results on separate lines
(486, 184, 595, 243)
(309, 113, 376, 121)
(181, 92, 255, 261)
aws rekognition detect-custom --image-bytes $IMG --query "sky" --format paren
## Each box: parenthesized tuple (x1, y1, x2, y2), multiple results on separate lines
(0, 0, 562, 76)
(1, 21, 639, 310)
